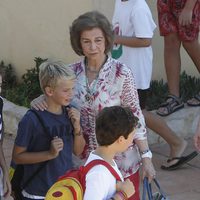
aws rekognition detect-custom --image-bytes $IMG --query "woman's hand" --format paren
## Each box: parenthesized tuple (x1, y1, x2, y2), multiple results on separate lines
(179, 7, 193, 26)
(3, 172, 11, 198)
(194, 119, 200, 152)
(30, 94, 48, 111)
(141, 157, 156, 182)
(179, 0, 197, 26)
(194, 132, 200, 152)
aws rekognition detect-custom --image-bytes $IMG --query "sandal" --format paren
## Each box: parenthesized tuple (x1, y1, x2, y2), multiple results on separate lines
(156, 94, 184, 116)
(161, 151, 198, 171)
(187, 92, 200, 107)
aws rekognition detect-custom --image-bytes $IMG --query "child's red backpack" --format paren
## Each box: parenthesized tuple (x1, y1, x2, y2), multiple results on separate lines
(45, 159, 121, 200)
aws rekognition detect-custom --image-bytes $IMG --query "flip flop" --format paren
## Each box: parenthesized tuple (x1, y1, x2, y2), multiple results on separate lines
(161, 151, 198, 171)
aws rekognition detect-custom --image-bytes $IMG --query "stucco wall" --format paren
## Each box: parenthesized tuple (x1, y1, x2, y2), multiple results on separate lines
(0, 0, 199, 81)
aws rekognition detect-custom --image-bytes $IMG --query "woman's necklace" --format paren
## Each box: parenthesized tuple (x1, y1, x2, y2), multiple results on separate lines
(84, 56, 108, 103)
(86, 67, 99, 74)
(85, 75, 99, 103)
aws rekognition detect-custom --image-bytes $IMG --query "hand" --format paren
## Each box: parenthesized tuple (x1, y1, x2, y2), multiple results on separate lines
(67, 107, 81, 134)
(116, 179, 135, 198)
(30, 94, 48, 111)
(49, 137, 63, 158)
(113, 35, 120, 45)
(141, 158, 156, 182)
(3, 174, 11, 198)
(194, 131, 200, 152)
(179, 7, 193, 26)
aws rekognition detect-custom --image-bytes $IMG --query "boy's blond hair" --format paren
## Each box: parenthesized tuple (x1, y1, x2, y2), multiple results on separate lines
(39, 60, 75, 93)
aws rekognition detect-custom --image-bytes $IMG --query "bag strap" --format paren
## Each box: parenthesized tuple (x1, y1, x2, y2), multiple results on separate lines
(153, 179, 167, 199)
(142, 177, 153, 200)
(21, 109, 50, 189)
(83, 159, 122, 181)
(29, 109, 50, 137)
(142, 177, 167, 200)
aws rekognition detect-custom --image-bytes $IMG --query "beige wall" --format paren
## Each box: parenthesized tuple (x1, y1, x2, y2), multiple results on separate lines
(0, 0, 199, 81)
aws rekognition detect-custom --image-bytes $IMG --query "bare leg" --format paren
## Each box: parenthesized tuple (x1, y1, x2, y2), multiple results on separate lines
(182, 38, 200, 73)
(143, 109, 187, 165)
(182, 38, 200, 105)
(164, 33, 182, 97)
(157, 33, 182, 115)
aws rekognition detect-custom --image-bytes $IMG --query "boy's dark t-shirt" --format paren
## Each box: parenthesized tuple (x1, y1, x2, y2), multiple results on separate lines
(15, 108, 74, 196)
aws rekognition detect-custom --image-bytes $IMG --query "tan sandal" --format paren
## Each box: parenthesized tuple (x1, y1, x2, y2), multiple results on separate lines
(187, 92, 200, 107)
(156, 94, 184, 116)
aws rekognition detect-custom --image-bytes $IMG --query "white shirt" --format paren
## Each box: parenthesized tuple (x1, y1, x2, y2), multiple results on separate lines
(84, 152, 123, 200)
(112, 0, 156, 89)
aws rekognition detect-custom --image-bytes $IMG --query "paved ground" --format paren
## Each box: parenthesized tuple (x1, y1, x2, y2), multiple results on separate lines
(150, 137, 200, 200)
(2, 134, 200, 200)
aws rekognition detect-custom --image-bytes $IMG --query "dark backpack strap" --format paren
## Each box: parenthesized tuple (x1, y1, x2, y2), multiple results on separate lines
(21, 109, 49, 189)
(29, 109, 49, 137)
(83, 159, 122, 181)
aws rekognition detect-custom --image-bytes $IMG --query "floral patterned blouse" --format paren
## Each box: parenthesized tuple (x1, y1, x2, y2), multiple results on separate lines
(70, 56, 147, 177)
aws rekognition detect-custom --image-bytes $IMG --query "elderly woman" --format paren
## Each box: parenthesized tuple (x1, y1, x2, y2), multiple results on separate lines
(32, 11, 155, 200)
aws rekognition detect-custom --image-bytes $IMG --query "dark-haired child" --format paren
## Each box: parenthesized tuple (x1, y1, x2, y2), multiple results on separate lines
(84, 106, 138, 200)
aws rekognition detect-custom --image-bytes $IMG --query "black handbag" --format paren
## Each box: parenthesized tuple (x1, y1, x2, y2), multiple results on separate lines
(142, 177, 169, 200)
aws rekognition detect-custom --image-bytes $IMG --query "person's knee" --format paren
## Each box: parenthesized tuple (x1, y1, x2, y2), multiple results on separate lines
(182, 39, 199, 51)
(164, 33, 181, 50)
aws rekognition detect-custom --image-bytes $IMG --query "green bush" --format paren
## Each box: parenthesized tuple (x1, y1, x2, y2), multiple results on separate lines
(146, 80, 168, 111)
(180, 71, 200, 102)
(0, 61, 17, 95)
(1, 57, 47, 107)
(1, 58, 200, 110)
(146, 71, 200, 110)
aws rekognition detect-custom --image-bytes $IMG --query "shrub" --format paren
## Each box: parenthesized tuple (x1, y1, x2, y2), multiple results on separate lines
(146, 71, 200, 110)
(1, 57, 47, 107)
(0, 61, 17, 96)
(146, 80, 168, 111)
(180, 71, 200, 102)
(1, 58, 200, 110)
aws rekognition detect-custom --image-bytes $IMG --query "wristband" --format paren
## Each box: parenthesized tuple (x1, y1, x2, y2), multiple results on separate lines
(74, 129, 82, 136)
(141, 150, 152, 159)
(117, 191, 128, 200)
(140, 149, 150, 155)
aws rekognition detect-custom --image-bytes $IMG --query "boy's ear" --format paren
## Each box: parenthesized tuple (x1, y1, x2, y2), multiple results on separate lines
(44, 86, 54, 96)
(117, 135, 125, 144)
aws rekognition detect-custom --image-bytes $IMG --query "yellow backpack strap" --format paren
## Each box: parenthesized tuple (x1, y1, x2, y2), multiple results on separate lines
(9, 166, 15, 181)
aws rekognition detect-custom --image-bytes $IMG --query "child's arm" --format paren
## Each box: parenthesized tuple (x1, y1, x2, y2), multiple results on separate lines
(114, 35, 152, 48)
(179, 0, 198, 26)
(0, 144, 11, 198)
(194, 118, 200, 152)
(113, 4, 155, 48)
(12, 137, 63, 164)
(67, 107, 85, 156)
